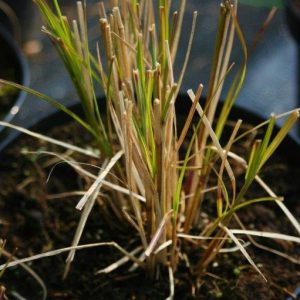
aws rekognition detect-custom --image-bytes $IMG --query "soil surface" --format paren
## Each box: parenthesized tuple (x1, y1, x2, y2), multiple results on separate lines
(0, 118, 299, 300)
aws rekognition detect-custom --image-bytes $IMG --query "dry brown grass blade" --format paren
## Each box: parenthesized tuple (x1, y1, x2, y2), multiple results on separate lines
(0, 247, 47, 300)
(187, 89, 235, 187)
(76, 150, 124, 210)
(63, 151, 123, 278)
(110, 31, 151, 68)
(221, 225, 267, 281)
(95, 246, 143, 274)
(256, 176, 300, 235)
(145, 210, 173, 257)
(0, 242, 144, 271)
(34, 150, 146, 203)
(166, 266, 175, 300)
(206, 4, 231, 125)
(217, 119, 242, 214)
(176, 84, 203, 151)
(230, 230, 300, 244)
(234, 214, 300, 264)
(63, 184, 102, 279)
(123, 104, 148, 249)
(248, 7, 277, 55)
(170, 0, 186, 62)
(0, 121, 99, 157)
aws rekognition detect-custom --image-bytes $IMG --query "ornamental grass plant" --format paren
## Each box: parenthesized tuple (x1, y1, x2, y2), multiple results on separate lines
(0, 0, 299, 298)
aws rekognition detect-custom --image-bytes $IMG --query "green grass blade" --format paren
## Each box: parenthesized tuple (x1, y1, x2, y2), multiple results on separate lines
(0, 79, 95, 136)
(260, 111, 300, 168)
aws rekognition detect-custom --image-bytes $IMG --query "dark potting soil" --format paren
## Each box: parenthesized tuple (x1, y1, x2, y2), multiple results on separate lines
(0, 120, 299, 300)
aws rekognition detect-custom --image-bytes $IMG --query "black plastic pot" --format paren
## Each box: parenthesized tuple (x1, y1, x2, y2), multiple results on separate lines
(0, 25, 29, 134)
(286, 0, 300, 45)
(0, 96, 299, 299)
(1, 96, 299, 162)
(0, 0, 34, 42)
(286, 0, 300, 136)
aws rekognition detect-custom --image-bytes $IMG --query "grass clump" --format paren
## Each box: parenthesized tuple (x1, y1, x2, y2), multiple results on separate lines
(0, 0, 299, 298)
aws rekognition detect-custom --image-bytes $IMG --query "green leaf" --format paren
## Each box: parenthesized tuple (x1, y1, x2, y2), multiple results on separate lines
(0, 79, 95, 136)
(239, 0, 284, 8)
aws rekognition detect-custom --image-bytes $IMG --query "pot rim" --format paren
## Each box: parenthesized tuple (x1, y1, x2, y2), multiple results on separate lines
(0, 25, 30, 130)
(0, 95, 299, 162)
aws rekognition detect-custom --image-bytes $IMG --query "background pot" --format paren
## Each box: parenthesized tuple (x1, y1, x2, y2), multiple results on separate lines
(0, 25, 29, 135)
(286, 0, 300, 45)
(0, 0, 35, 43)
